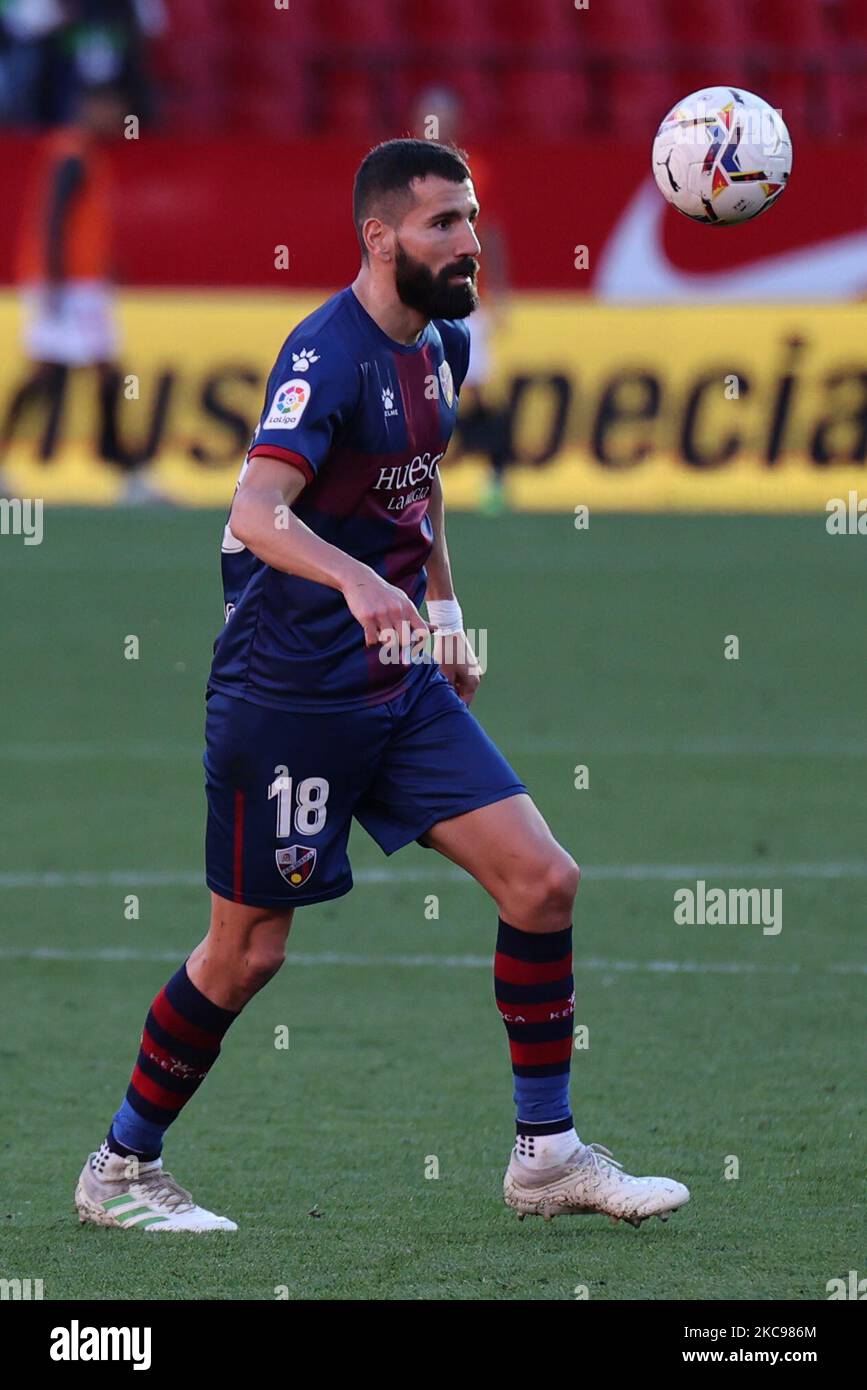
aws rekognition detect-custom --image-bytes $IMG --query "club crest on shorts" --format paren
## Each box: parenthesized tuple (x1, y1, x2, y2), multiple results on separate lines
(275, 845, 317, 887)
(438, 359, 454, 407)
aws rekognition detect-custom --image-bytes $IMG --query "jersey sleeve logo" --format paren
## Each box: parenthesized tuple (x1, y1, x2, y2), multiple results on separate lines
(264, 378, 312, 430)
(438, 359, 455, 407)
(291, 349, 320, 372)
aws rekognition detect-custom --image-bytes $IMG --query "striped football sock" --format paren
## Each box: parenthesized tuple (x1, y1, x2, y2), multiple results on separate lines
(494, 918, 581, 1166)
(105, 961, 239, 1160)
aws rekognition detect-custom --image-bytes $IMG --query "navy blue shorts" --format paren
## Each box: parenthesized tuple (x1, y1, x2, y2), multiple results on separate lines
(204, 665, 527, 908)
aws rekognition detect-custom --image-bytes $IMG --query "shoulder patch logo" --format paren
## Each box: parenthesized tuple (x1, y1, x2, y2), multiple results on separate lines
(438, 359, 455, 407)
(291, 349, 320, 372)
(264, 378, 311, 430)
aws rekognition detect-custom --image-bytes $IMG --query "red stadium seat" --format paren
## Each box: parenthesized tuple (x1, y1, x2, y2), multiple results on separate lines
(319, 69, 386, 138)
(406, 0, 498, 58)
(606, 67, 680, 137)
(748, 67, 811, 138)
(235, 86, 312, 137)
(226, 37, 311, 134)
(159, 0, 858, 141)
(161, 0, 215, 39)
(816, 63, 861, 138)
(666, 65, 755, 101)
(319, 0, 401, 54)
(222, 0, 320, 41)
(448, 66, 502, 141)
(497, 67, 589, 140)
(575, 0, 663, 58)
(495, 0, 580, 56)
(396, 63, 500, 141)
(154, 32, 230, 133)
(828, 2, 867, 134)
(750, 0, 836, 52)
(820, 68, 850, 138)
(835, 0, 867, 41)
(659, 0, 749, 63)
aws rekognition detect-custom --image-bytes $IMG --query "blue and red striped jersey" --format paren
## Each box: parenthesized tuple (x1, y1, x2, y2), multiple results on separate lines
(208, 285, 470, 711)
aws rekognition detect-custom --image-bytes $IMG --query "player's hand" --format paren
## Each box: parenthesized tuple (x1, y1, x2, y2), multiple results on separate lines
(341, 569, 431, 650)
(433, 629, 482, 706)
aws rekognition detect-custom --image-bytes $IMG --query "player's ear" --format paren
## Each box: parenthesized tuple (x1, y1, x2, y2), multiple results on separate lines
(363, 217, 393, 262)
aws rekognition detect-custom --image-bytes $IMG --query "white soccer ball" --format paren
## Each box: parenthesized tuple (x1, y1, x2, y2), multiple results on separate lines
(651, 86, 792, 225)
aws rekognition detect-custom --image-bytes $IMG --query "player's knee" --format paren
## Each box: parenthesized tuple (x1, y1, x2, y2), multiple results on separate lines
(539, 851, 581, 918)
(212, 905, 292, 997)
(236, 938, 287, 995)
(501, 849, 580, 929)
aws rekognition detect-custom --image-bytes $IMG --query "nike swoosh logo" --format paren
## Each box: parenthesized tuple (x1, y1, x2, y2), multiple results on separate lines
(596, 181, 867, 301)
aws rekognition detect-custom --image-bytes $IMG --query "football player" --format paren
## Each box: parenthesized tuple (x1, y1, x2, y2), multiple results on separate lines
(75, 140, 689, 1232)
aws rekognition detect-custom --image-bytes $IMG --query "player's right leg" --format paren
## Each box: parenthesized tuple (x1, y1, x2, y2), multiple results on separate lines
(74, 895, 293, 1233)
(75, 685, 374, 1231)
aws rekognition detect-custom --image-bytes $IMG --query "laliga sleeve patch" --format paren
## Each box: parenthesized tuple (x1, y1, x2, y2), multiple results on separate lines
(438, 358, 454, 407)
(264, 378, 312, 430)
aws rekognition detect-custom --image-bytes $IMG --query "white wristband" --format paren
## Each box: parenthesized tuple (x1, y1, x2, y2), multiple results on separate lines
(426, 597, 463, 634)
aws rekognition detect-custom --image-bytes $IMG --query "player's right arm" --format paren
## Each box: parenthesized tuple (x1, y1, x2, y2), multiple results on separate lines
(229, 455, 429, 649)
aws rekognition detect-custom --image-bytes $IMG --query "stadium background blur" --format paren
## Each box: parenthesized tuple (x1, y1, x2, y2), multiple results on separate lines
(2, 0, 867, 508)
(1, 1, 864, 1305)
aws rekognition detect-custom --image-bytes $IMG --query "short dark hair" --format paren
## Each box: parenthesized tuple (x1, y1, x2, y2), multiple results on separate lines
(353, 138, 471, 257)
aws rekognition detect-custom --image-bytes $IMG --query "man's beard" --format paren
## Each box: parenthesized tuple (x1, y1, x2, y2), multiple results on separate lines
(394, 241, 479, 320)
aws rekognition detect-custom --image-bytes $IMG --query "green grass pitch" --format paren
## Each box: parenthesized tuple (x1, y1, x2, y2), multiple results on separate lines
(0, 509, 862, 1300)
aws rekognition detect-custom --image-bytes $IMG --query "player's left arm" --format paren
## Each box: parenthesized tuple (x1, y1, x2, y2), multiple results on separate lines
(426, 469, 481, 705)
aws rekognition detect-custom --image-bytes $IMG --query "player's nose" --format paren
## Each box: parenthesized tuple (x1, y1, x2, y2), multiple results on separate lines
(456, 223, 481, 259)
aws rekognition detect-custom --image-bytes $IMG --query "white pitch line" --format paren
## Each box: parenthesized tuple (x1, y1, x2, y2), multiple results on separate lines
(0, 742, 199, 762)
(1, 861, 867, 889)
(0, 946, 862, 975)
(587, 862, 867, 881)
(3, 738, 867, 761)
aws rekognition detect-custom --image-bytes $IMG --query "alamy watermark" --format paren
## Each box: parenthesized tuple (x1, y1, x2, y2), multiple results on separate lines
(826, 1269, 866, 1299)
(1, 1276, 43, 1300)
(0, 497, 43, 545)
(674, 880, 782, 935)
(826, 491, 867, 534)
(664, 99, 784, 149)
(49, 1322, 151, 1369)
(378, 621, 487, 674)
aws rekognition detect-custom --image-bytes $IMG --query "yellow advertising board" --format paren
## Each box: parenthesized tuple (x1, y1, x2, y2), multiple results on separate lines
(1, 291, 865, 509)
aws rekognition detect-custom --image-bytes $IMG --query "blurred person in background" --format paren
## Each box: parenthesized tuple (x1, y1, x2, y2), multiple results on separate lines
(0, 0, 66, 124)
(45, 0, 161, 126)
(412, 84, 512, 515)
(3, 79, 164, 502)
(0, 0, 160, 128)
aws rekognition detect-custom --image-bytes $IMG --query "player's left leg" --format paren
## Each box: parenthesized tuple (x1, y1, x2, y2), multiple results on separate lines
(355, 668, 689, 1227)
(418, 790, 577, 931)
(421, 793, 690, 1226)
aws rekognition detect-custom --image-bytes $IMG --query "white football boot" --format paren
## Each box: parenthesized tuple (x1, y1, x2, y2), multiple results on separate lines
(75, 1143, 237, 1232)
(504, 1141, 690, 1227)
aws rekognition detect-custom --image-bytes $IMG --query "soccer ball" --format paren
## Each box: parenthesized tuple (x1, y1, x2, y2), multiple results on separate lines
(651, 86, 792, 225)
